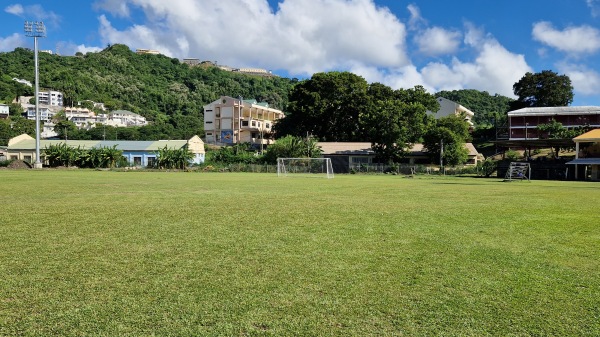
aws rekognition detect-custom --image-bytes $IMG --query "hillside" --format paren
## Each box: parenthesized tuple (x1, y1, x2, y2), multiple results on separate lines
(0, 44, 295, 121)
(436, 89, 513, 128)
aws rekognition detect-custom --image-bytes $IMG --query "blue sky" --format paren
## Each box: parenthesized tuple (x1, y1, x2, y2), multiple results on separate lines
(2, 0, 600, 106)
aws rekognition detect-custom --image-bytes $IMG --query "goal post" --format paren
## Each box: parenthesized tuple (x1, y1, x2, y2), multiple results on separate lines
(277, 158, 334, 178)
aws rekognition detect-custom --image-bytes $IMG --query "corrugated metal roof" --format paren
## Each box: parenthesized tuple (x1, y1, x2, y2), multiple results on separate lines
(8, 139, 188, 151)
(508, 106, 600, 116)
(574, 128, 600, 141)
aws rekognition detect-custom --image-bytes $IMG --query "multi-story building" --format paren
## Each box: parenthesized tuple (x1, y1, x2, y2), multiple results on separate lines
(38, 90, 63, 107)
(26, 106, 55, 123)
(108, 110, 148, 127)
(507, 106, 600, 140)
(0, 103, 9, 119)
(203, 96, 285, 146)
(65, 107, 96, 129)
(427, 97, 475, 126)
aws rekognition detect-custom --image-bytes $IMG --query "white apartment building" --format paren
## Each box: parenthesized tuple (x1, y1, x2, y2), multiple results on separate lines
(38, 90, 63, 107)
(109, 110, 148, 127)
(203, 96, 285, 146)
(26, 106, 55, 123)
(65, 107, 96, 129)
(0, 104, 9, 119)
(428, 97, 475, 126)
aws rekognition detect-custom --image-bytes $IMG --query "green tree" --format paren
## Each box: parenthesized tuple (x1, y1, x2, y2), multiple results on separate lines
(9, 103, 24, 116)
(362, 84, 438, 163)
(262, 135, 322, 164)
(276, 72, 369, 141)
(0, 119, 13, 146)
(511, 70, 574, 110)
(422, 115, 471, 166)
(156, 146, 194, 169)
(54, 120, 79, 140)
(10, 116, 35, 137)
(537, 119, 588, 158)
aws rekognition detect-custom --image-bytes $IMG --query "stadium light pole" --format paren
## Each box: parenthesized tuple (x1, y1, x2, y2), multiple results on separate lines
(24, 21, 46, 169)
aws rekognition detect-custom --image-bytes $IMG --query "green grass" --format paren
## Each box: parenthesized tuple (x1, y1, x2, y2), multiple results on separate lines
(1, 171, 599, 336)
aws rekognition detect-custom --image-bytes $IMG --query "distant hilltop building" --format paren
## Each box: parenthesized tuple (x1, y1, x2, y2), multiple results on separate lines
(234, 68, 273, 76)
(182, 58, 200, 66)
(182, 58, 276, 77)
(136, 48, 161, 55)
(40, 50, 53, 55)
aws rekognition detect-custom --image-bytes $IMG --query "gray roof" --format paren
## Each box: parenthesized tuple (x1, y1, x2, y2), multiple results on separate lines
(566, 158, 600, 165)
(8, 139, 188, 151)
(508, 106, 600, 116)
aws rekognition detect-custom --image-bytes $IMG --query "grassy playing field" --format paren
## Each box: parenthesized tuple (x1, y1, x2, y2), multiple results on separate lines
(1, 170, 599, 336)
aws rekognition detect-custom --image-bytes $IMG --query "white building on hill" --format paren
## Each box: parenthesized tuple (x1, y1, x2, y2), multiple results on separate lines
(38, 90, 63, 107)
(428, 97, 474, 126)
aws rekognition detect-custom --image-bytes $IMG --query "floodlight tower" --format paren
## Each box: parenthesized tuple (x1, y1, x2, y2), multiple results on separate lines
(24, 21, 46, 169)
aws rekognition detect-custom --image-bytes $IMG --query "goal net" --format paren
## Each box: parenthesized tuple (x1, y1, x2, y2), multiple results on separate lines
(277, 158, 334, 178)
(504, 162, 530, 181)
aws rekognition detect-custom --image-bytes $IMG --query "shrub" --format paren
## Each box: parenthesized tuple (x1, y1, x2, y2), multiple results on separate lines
(0, 159, 13, 167)
(477, 159, 497, 178)
(505, 149, 520, 161)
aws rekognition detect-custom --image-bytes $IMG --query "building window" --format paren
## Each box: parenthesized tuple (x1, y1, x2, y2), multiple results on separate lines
(351, 157, 371, 164)
(242, 121, 248, 127)
(206, 121, 213, 124)
(251, 121, 256, 127)
(266, 123, 270, 129)
(10, 155, 17, 160)
(24, 155, 32, 163)
(133, 156, 142, 166)
(147, 157, 156, 167)
(206, 132, 213, 136)
(251, 132, 258, 138)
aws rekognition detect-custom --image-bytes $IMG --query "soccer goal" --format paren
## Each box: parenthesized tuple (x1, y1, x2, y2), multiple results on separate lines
(504, 162, 531, 181)
(277, 158, 334, 179)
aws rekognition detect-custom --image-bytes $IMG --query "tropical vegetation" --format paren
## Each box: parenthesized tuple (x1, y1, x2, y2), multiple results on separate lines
(43, 143, 124, 168)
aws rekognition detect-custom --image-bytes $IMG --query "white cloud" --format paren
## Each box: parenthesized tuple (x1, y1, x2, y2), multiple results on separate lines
(415, 27, 461, 56)
(4, 4, 60, 27)
(93, 0, 409, 74)
(407, 4, 425, 30)
(587, 0, 600, 17)
(0, 33, 25, 52)
(558, 63, 600, 96)
(54, 41, 103, 56)
(93, 0, 130, 18)
(4, 4, 24, 16)
(532, 21, 600, 54)
(356, 23, 531, 97)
